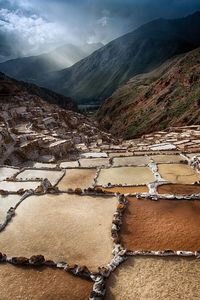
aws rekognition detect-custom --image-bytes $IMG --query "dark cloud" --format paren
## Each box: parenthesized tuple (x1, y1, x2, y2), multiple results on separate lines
(0, 0, 200, 61)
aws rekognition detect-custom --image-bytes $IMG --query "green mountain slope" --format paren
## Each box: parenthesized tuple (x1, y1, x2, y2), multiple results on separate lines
(96, 47, 200, 138)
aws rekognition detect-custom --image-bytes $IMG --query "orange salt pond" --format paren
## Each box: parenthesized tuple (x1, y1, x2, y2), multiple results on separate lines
(158, 184, 200, 195)
(0, 264, 93, 300)
(100, 186, 149, 194)
(120, 197, 200, 252)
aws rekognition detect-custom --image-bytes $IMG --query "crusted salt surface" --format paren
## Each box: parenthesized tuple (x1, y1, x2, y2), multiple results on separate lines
(16, 169, 64, 186)
(0, 181, 40, 192)
(105, 257, 200, 300)
(150, 154, 185, 163)
(149, 143, 177, 151)
(120, 197, 200, 252)
(60, 161, 79, 168)
(81, 152, 108, 158)
(97, 166, 155, 185)
(0, 167, 19, 181)
(79, 158, 110, 168)
(0, 194, 21, 223)
(158, 163, 200, 184)
(0, 123, 200, 299)
(0, 193, 117, 272)
(32, 162, 57, 169)
(113, 156, 150, 166)
(58, 168, 97, 190)
(0, 264, 93, 300)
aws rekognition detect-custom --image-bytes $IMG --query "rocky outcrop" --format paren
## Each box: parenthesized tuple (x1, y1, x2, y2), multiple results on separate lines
(0, 73, 116, 166)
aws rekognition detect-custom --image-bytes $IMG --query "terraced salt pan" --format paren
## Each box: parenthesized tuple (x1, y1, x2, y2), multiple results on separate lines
(158, 164, 200, 184)
(97, 167, 155, 185)
(79, 158, 110, 168)
(32, 162, 57, 168)
(0, 264, 93, 300)
(0, 167, 18, 181)
(150, 155, 184, 163)
(100, 186, 149, 194)
(0, 181, 40, 192)
(105, 257, 200, 300)
(60, 161, 79, 168)
(0, 194, 117, 271)
(158, 184, 200, 195)
(0, 194, 21, 223)
(81, 152, 107, 158)
(16, 169, 63, 185)
(186, 153, 200, 159)
(108, 152, 133, 158)
(120, 197, 200, 252)
(113, 156, 150, 166)
(58, 169, 96, 190)
(149, 143, 177, 151)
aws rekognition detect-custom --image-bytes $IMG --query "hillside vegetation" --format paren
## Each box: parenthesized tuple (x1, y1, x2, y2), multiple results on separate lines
(96, 47, 200, 139)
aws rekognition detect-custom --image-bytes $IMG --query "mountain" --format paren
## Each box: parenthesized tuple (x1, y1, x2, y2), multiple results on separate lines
(36, 11, 200, 105)
(96, 47, 200, 139)
(0, 43, 103, 82)
(0, 72, 77, 111)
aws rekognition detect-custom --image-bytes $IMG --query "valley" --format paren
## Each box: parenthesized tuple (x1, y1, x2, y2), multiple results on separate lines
(0, 7, 200, 300)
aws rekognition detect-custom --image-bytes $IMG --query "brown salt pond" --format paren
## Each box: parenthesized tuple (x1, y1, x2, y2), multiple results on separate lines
(0, 181, 40, 192)
(158, 163, 200, 184)
(105, 256, 200, 300)
(97, 167, 155, 185)
(120, 197, 200, 251)
(0, 264, 93, 300)
(100, 186, 149, 194)
(158, 184, 200, 195)
(58, 169, 96, 190)
(79, 158, 110, 168)
(150, 154, 185, 163)
(113, 156, 150, 166)
(0, 194, 21, 223)
(0, 167, 19, 181)
(16, 169, 63, 185)
(0, 193, 117, 271)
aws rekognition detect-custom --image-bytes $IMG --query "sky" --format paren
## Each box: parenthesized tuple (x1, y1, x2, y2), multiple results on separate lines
(0, 0, 200, 61)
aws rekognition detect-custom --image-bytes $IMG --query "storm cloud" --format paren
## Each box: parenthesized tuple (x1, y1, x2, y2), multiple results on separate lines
(0, 0, 200, 61)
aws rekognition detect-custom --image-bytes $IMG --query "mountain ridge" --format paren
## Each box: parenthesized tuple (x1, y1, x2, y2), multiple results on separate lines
(0, 72, 78, 112)
(0, 43, 103, 82)
(96, 47, 200, 138)
(35, 11, 200, 104)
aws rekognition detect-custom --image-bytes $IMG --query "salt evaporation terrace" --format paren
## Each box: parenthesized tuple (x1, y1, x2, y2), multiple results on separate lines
(0, 125, 200, 299)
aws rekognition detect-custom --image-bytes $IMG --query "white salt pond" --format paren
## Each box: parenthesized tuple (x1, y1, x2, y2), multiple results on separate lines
(0, 167, 19, 181)
(0, 194, 21, 223)
(16, 169, 64, 185)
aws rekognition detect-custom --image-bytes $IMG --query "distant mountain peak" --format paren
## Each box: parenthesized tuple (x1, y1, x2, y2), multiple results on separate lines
(33, 11, 200, 105)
